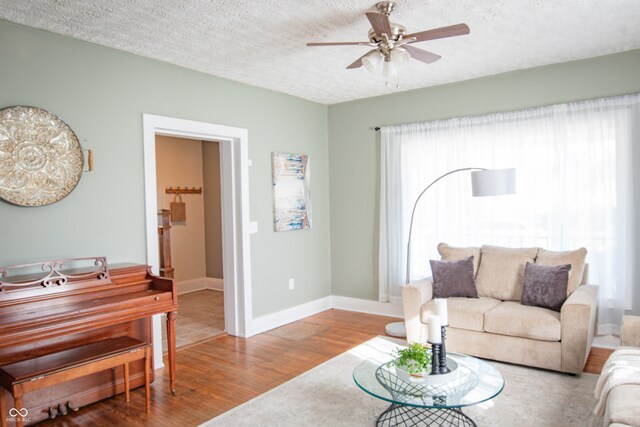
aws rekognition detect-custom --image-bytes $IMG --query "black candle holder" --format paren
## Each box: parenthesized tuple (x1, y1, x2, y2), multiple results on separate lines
(428, 325, 451, 376)
(439, 325, 450, 374)
(429, 341, 441, 375)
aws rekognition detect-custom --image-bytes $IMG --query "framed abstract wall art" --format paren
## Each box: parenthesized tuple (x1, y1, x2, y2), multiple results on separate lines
(272, 152, 311, 231)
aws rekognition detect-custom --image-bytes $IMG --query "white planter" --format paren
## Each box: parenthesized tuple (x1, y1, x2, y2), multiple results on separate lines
(394, 360, 430, 380)
(394, 358, 459, 384)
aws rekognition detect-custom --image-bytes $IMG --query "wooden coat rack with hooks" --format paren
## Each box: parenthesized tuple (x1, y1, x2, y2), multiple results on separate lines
(165, 187, 202, 195)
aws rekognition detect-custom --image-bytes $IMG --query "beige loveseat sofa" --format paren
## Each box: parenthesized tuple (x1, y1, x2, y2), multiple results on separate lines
(403, 244, 598, 374)
(601, 315, 640, 427)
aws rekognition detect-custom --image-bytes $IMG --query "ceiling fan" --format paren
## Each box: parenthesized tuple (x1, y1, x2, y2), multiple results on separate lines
(307, 1, 470, 80)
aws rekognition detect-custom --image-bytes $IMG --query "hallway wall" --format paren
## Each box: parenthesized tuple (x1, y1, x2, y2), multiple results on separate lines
(155, 135, 206, 283)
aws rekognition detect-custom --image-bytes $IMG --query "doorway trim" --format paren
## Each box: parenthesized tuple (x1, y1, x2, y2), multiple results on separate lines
(142, 114, 253, 368)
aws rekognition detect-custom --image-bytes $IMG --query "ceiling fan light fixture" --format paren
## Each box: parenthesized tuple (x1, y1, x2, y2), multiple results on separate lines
(362, 50, 384, 73)
(390, 47, 410, 67)
(306, 1, 470, 87)
(383, 60, 398, 78)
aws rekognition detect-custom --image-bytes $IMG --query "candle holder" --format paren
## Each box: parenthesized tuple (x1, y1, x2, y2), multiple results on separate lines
(429, 341, 441, 375)
(439, 325, 450, 374)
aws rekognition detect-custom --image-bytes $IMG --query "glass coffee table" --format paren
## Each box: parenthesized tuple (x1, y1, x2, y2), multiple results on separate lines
(353, 352, 504, 426)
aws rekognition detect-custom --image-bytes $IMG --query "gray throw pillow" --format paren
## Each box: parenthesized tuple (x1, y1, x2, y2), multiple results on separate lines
(430, 256, 478, 298)
(521, 262, 571, 312)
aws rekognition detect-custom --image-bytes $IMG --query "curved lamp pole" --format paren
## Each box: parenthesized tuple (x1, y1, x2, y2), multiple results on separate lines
(406, 168, 477, 284)
(405, 167, 516, 284)
(384, 167, 516, 339)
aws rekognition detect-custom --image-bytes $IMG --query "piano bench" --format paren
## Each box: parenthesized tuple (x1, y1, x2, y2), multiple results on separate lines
(0, 336, 152, 427)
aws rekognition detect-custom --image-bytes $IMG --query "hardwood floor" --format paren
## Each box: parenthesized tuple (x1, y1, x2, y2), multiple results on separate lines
(40, 309, 395, 427)
(584, 346, 615, 374)
(162, 290, 225, 352)
(38, 309, 611, 426)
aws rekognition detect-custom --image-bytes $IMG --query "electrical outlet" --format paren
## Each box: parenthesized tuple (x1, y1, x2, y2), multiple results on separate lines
(288, 278, 294, 290)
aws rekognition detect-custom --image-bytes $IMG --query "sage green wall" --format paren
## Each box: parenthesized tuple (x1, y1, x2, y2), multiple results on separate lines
(328, 50, 640, 301)
(0, 20, 331, 318)
(3, 19, 639, 317)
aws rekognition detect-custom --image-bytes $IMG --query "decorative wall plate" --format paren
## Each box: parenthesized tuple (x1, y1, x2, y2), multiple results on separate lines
(0, 106, 84, 207)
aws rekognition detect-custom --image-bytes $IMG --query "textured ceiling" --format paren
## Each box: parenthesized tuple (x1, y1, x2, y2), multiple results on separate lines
(1, 0, 640, 104)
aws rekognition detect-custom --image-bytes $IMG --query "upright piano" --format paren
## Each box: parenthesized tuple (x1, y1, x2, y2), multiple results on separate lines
(0, 257, 178, 425)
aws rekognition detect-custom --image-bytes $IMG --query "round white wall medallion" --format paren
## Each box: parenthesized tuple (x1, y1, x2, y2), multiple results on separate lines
(0, 106, 84, 207)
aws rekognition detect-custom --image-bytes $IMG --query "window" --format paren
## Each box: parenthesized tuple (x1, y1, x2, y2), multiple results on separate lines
(379, 94, 640, 333)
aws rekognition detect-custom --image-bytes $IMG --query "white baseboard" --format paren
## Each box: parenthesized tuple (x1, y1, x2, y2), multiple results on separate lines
(592, 334, 621, 349)
(204, 277, 224, 291)
(250, 296, 333, 336)
(331, 295, 403, 318)
(177, 277, 224, 295)
(597, 323, 620, 337)
(390, 296, 402, 305)
(177, 278, 207, 294)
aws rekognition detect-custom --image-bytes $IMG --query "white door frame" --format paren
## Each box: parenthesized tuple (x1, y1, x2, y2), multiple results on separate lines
(142, 114, 253, 368)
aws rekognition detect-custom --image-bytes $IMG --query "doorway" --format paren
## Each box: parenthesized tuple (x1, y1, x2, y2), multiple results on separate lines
(142, 114, 253, 369)
(155, 136, 225, 350)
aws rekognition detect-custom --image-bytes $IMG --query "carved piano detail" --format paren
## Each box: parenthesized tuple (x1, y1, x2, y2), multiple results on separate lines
(0, 257, 109, 289)
(0, 257, 178, 425)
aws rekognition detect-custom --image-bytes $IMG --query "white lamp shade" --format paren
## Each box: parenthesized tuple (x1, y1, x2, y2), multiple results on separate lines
(471, 168, 516, 197)
(363, 50, 383, 73)
(390, 47, 410, 68)
(383, 60, 398, 77)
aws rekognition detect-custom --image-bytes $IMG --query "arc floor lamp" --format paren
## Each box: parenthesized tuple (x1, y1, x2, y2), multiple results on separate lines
(385, 167, 516, 338)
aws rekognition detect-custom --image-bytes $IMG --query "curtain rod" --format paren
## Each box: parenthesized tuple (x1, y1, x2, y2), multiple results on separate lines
(373, 92, 640, 133)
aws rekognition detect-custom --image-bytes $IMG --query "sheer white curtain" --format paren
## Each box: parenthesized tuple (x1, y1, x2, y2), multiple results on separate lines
(379, 94, 640, 333)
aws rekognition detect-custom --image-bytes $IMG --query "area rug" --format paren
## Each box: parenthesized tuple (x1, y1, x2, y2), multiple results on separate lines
(200, 336, 602, 427)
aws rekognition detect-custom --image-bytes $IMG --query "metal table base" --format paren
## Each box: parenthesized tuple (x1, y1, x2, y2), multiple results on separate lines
(376, 403, 477, 427)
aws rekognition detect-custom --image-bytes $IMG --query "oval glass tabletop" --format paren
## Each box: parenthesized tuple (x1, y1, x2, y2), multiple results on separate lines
(353, 352, 504, 409)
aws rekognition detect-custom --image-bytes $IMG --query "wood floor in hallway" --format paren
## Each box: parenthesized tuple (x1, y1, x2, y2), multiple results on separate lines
(162, 289, 225, 352)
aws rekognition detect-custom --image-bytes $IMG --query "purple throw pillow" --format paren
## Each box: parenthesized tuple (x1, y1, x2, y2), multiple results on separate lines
(521, 262, 571, 312)
(430, 256, 478, 298)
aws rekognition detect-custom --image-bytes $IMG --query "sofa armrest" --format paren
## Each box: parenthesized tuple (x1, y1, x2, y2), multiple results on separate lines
(560, 284, 598, 373)
(621, 315, 640, 348)
(402, 278, 433, 344)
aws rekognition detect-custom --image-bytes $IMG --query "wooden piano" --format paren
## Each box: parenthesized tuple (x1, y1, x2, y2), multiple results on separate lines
(0, 257, 178, 425)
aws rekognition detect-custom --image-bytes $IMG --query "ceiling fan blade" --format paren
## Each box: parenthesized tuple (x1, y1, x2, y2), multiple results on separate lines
(403, 45, 441, 64)
(366, 12, 393, 37)
(347, 49, 378, 69)
(405, 23, 470, 43)
(396, 37, 417, 46)
(307, 41, 372, 47)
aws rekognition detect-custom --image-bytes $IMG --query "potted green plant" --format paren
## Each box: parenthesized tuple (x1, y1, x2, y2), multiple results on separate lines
(391, 342, 432, 378)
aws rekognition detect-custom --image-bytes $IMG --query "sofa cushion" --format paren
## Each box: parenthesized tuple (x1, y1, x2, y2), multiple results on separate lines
(475, 245, 539, 301)
(430, 257, 478, 298)
(535, 247, 587, 296)
(421, 297, 501, 332)
(521, 262, 570, 312)
(484, 301, 561, 341)
(437, 243, 481, 276)
(606, 384, 640, 427)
